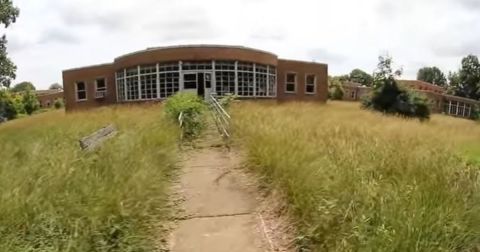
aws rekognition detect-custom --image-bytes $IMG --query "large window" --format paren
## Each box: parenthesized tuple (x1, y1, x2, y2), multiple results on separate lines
(305, 74, 316, 94)
(126, 67, 139, 100)
(115, 60, 277, 101)
(140, 65, 157, 99)
(268, 66, 276, 96)
(215, 61, 235, 96)
(183, 73, 197, 89)
(75, 81, 87, 101)
(116, 71, 125, 101)
(238, 62, 254, 96)
(285, 73, 297, 93)
(255, 64, 268, 96)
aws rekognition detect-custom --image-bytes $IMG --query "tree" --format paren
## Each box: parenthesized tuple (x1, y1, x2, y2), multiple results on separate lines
(447, 71, 460, 95)
(0, 1, 19, 88)
(417, 66, 447, 86)
(22, 89, 39, 115)
(49, 83, 62, 90)
(363, 55, 430, 121)
(349, 69, 373, 86)
(11, 81, 35, 92)
(458, 55, 480, 100)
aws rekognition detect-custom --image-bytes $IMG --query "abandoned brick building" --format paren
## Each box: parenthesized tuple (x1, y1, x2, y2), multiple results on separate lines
(62, 45, 328, 111)
(342, 80, 480, 118)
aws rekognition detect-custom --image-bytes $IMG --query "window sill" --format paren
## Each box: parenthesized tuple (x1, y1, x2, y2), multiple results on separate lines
(285, 91, 297, 94)
(76, 99, 88, 102)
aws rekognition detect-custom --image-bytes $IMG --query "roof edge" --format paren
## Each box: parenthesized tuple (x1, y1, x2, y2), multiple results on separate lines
(63, 63, 113, 73)
(278, 58, 328, 66)
(114, 44, 278, 61)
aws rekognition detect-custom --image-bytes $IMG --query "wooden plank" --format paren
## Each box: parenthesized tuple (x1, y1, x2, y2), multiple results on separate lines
(79, 124, 117, 151)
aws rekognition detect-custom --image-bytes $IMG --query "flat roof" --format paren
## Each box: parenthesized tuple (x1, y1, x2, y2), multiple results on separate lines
(278, 58, 328, 66)
(63, 63, 113, 73)
(115, 44, 278, 61)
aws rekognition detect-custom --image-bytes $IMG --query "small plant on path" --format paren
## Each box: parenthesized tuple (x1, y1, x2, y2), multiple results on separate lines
(165, 92, 207, 139)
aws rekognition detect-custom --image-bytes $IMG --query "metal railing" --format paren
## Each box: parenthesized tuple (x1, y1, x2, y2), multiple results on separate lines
(209, 94, 231, 139)
(178, 111, 184, 140)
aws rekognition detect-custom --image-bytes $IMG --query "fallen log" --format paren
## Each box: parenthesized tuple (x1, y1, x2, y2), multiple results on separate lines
(79, 124, 117, 151)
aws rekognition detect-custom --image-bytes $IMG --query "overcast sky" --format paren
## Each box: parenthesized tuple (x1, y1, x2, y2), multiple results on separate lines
(4, 0, 480, 89)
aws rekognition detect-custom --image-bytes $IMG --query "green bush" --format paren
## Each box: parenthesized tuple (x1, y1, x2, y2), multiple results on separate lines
(0, 90, 18, 119)
(331, 85, 344, 100)
(363, 77, 430, 121)
(471, 104, 480, 120)
(22, 89, 39, 115)
(54, 98, 64, 109)
(164, 92, 207, 139)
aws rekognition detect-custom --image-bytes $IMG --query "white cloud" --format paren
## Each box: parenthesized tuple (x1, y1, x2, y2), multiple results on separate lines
(4, 0, 480, 89)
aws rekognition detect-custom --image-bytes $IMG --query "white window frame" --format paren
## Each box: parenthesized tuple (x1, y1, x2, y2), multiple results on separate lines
(285, 72, 297, 93)
(75, 81, 87, 102)
(305, 74, 316, 95)
(95, 77, 107, 92)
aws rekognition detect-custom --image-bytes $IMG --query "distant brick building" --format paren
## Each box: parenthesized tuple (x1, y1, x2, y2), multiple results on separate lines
(35, 90, 64, 108)
(341, 82, 371, 101)
(341, 80, 480, 119)
(62, 45, 328, 111)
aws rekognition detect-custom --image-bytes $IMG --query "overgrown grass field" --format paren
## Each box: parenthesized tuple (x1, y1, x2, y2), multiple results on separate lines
(232, 101, 480, 251)
(0, 104, 178, 251)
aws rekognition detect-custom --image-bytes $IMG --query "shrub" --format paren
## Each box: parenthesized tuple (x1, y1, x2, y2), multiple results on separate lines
(363, 78, 430, 121)
(165, 92, 207, 139)
(363, 55, 430, 121)
(54, 98, 64, 109)
(22, 89, 39, 115)
(0, 90, 18, 119)
(471, 104, 480, 120)
(331, 85, 344, 100)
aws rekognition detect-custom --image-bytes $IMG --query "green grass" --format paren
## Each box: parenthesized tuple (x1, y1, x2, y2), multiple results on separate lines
(0, 104, 178, 251)
(232, 101, 480, 251)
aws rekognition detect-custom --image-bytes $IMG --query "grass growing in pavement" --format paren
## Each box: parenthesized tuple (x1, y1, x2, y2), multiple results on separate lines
(232, 101, 480, 251)
(0, 104, 178, 251)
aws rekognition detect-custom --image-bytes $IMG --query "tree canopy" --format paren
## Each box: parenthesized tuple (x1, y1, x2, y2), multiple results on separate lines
(11, 81, 35, 92)
(349, 69, 373, 87)
(0, 0, 19, 88)
(49, 83, 63, 90)
(417, 66, 447, 86)
(449, 55, 480, 100)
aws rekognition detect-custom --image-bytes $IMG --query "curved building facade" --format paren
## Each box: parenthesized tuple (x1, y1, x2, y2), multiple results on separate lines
(62, 45, 328, 111)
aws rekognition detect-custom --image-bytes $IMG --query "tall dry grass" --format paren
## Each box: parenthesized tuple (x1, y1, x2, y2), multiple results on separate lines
(0, 104, 178, 251)
(232, 101, 480, 251)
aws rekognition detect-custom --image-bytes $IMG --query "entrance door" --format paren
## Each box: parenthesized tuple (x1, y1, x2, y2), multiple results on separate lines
(203, 73, 212, 99)
(197, 73, 205, 98)
(182, 72, 213, 99)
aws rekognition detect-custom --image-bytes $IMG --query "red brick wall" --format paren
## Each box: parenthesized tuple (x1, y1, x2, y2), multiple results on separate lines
(63, 64, 116, 111)
(276, 59, 328, 102)
(37, 92, 64, 108)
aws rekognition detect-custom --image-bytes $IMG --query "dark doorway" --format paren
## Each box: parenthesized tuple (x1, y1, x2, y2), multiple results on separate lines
(197, 73, 205, 97)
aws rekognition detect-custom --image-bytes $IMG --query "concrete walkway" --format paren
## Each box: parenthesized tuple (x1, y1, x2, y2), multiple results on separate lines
(169, 127, 267, 252)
